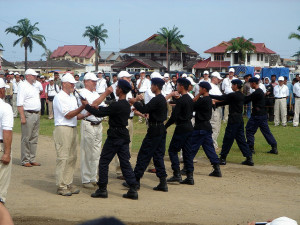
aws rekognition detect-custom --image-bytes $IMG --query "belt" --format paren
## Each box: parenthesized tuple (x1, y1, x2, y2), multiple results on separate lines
(84, 119, 101, 126)
(275, 97, 285, 99)
(0, 140, 3, 143)
(25, 110, 39, 114)
(148, 122, 164, 126)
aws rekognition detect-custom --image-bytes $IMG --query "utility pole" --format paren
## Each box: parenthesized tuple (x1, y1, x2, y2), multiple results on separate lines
(119, 19, 121, 51)
(166, 37, 169, 72)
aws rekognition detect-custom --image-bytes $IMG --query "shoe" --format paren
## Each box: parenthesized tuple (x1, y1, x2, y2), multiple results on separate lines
(57, 188, 72, 196)
(123, 185, 138, 200)
(180, 172, 194, 185)
(30, 162, 41, 166)
(117, 175, 125, 180)
(153, 177, 168, 192)
(219, 157, 226, 165)
(122, 181, 140, 190)
(147, 169, 156, 173)
(83, 183, 95, 189)
(241, 157, 254, 166)
(180, 167, 186, 176)
(68, 185, 80, 194)
(209, 164, 222, 177)
(91, 185, 108, 198)
(23, 163, 33, 167)
(267, 145, 278, 154)
(167, 169, 182, 183)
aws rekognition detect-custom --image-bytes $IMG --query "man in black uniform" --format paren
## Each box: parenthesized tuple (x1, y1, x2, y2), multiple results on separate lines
(245, 77, 278, 154)
(192, 82, 222, 177)
(165, 78, 194, 185)
(125, 78, 168, 191)
(210, 79, 254, 166)
(82, 80, 139, 200)
(265, 78, 275, 121)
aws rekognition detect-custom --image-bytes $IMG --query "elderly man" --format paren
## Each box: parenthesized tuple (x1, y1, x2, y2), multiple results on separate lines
(0, 79, 14, 205)
(96, 71, 107, 95)
(45, 77, 60, 119)
(273, 76, 289, 126)
(293, 78, 300, 127)
(79, 73, 104, 189)
(12, 73, 22, 118)
(53, 73, 86, 196)
(17, 69, 41, 167)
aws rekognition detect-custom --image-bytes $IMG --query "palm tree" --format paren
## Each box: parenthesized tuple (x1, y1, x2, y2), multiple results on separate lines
(83, 24, 108, 72)
(0, 43, 3, 48)
(41, 48, 52, 61)
(226, 36, 256, 64)
(5, 18, 46, 71)
(288, 26, 300, 41)
(151, 26, 186, 72)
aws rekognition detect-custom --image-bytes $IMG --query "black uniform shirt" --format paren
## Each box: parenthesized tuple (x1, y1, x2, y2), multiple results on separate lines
(266, 84, 274, 98)
(85, 99, 130, 140)
(134, 93, 167, 136)
(194, 96, 212, 131)
(244, 88, 266, 116)
(211, 91, 244, 124)
(165, 94, 194, 134)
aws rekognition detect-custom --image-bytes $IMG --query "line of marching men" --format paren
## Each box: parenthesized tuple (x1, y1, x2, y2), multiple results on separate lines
(0, 67, 291, 203)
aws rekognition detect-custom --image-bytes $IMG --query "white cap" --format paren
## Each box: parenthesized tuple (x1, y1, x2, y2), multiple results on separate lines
(9, 71, 14, 75)
(61, 73, 76, 84)
(140, 70, 146, 74)
(40, 75, 45, 79)
(182, 73, 187, 78)
(0, 79, 10, 89)
(164, 73, 169, 78)
(203, 70, 209, 75)
(84, 72, 98, 81)
(266, 217, 298, 225)
(14, 72, 20, 75)
(118, 71, 131, 78)
(278, 76, 284, 81)
(229, 68, 235, 73)
(49, 77, 54, 81)
(150, 72, 163, 79)
(187, 77, 196, 86)
(255, 74, 260, 79)
(211, 71, 223, 80)
(97, 71, 103, 74)
(25, 69, 38, 76)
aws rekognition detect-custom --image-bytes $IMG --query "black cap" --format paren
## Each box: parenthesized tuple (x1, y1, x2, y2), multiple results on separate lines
(244, 74, 252, 78)
(151, 78, 165, 86)
(231, 79, 243, 86)
(199, 81, 212, 91)
(249, 77, 259, 83)
(118, 79, 132, 94)
(177, 77, 191, 86)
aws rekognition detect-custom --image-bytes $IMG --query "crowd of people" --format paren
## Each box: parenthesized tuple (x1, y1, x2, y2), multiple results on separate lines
(0, 67, 300, 204)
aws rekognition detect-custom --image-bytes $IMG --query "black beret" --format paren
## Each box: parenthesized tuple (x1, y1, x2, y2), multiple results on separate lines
(80, 217, 125, 225)
(118, 79, 132, 93)
(231, 79, 243, 86)
(244, 74, 252, 78)
(177, 77, 191, 86)
(199, 81, 212, 91)
(151, 78, 165, 86)
(249, 77, 259, 83)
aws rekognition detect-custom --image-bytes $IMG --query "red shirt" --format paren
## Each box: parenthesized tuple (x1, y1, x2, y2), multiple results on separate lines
(40, 81, 49, 98)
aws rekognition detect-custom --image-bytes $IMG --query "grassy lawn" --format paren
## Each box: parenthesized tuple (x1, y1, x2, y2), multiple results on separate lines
(13, 115, 300, 168)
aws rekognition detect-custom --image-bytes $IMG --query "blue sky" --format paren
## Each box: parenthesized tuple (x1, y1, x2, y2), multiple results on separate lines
(1, 0, 300, 62)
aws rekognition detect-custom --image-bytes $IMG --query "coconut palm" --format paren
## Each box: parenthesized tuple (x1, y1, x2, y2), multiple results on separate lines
(41, 48, 52, 61)
(83, 24, 108, 72)
(151, 26, 186, 72)
(226, 36, 256, 64)
(5, 18, 46, 71)
(0, 43, 3, 48)
(288, 26, 300, 41)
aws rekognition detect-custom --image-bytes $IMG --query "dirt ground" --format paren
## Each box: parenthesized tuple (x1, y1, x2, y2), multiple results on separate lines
(6, 133, 300, 225)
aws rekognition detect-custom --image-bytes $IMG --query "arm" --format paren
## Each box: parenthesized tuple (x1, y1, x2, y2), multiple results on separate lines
(210, 93, 228, 101)
(165, 99, 181, 129)
(18, 106, 26, 124)
(91, 86, 113, 108)
(133, 97, 158, 114)
(64, 104, 85, 120)
(85, 104, 112, 118)
(0, 107, 13, 165)
(0, 203, 14, 225)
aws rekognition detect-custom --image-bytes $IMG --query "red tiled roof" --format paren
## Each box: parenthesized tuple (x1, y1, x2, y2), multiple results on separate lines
(193, 57, 230, 69)
(204, 39, 276, 54)
(50, 45, 95, 59)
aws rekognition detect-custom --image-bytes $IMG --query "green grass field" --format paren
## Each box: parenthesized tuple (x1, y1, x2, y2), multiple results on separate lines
(13, 115, 300, 168)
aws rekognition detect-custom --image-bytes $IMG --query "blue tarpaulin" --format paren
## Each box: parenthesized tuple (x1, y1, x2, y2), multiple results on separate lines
(261, 68, 290, 80)
(228, 66, 255, 77)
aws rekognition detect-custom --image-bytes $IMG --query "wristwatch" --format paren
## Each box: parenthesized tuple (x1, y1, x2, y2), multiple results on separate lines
(0, 198, 5, 204)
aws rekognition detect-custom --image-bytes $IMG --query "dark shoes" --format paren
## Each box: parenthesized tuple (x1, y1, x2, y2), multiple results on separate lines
(123, 186, 138, 200)
(241, 157, 254, 166)
(209, 164, 222, 177)
(180, 173, 194, 185)
(91, 185, 108, 198)
(180, 167, 187, 176)
(267, 145, 278, 154)
(153, 177, 168, 192)
(167, 170, 182, 183)
(219, 157, 226, 165)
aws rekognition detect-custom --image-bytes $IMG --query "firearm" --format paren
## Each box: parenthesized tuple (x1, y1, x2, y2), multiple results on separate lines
(74, 89, 86, 101)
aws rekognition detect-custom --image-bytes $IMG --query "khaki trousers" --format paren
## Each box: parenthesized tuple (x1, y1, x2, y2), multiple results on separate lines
(210, 107, 222, 150)
(0, 144, 12, 203)
(48, 100, 54, 119)
(274, 98, 287, 126)
(167, 102, 172, 118)
(53, 126, 77, 189)
(12, 94, 18, 117)
(293, 98, 300, 127)
(223, 105, 229, 122)
(21, 111, 40, 165)
(80, 120, 102, 184)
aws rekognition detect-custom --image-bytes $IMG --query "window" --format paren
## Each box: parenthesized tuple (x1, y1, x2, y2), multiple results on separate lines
(139, 53, 145, 57)
(80, 58, 84, 63)
(160, 53, 166, 57)
(261, 54, 263, 61)
(265, 55, 269, 63)
(214, 53, 224, 61)
(226, 53, 230, 58)
(247, 54, 250, 63)
(257, 54, 260, 61)
(75, 59, 78, 63)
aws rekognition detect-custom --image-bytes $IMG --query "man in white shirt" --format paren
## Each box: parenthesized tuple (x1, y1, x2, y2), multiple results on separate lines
(0, 79, 14, 204)
(53, 73, 86, 196)
(209, 72, 223, 151)
(162, 73, 173, 118)
(79, 73, 104, 189)
(199, 70, 211, 83)
(293, 79, 300, 127)
(221, 68, 237, 122)
(17, 69, 42, 167)
(273, 76, 289, 126)
(96, 71, 107, 95)
(136, 70, 151, 122)
(45, 77, 60, 119)
(12, 73, 22, 118)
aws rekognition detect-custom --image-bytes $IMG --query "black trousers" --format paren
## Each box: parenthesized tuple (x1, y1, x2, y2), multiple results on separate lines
(265, 97, 274, 121)
(41, 98, 48, 115)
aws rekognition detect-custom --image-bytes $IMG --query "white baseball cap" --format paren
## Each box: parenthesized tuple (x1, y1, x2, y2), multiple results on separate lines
(203, 70, 209, 75)
(182, 73, 187, 78)
(211, 71, 223, 80)
(118, 71, 132, 78)
(229, 68, 235, 73)
(14, 72, 20, 75)
(61, 73, 76, 84)
(25, 69, 38, 76)
(140, 70, 146, 74)
(84, 72, 98, 81)
(164, 73, 169, 78)
(0, 79, 10, 89)
(40, 75, 45, 79)
(49, 77, 54, 81)
(266, 217, 298, 225)
(278, 76, 284, 81)
(97, 71, 103, 74)
(187, 77, 196, 86)
(255, 74, 260, 79)
(9, 71, 14, 75)
(150, 72, 163, 79)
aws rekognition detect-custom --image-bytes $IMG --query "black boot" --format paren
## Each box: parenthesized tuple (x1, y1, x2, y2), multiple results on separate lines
(180, 166, 187, 176)
(122, 178, 140, 190)
(219, 156, 226, 165)
(167, 169, 182, 183)
(180, 172, 194, 185)
(267, 145, 278, 154)
(249, 146, 255, 154)
(153, 177, 168, 192)
(122, 185, 138, 200)
(91, 184, 108, 198)
(209, 164, 222, 177)
(241, 157, 254, 166)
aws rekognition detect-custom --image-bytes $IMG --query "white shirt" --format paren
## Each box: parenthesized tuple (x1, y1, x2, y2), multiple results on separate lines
(125, 91, 135, 117)
(193, 84, 200, 96)
(0, 98, 14, 140)
(13, 81, 22, 94)
(144, 88, 155, 104)
(79, 88, 104, 122)
(45, 84, 60, 96)
(17, 80, 41, 111)
(162, 81, 173, 96)
(273, 84, 289, 98)
(136, 78, 151, 93)
(96, 78, 107, 94)
(53, 90, 78, 127)
(250, 83, 266, 94)
(222, 77, 237, 94)
(199, 78, 211, 83)
(34, 80, 43, 92)
(293, 82, 300, 97)
(209, 83, 222, 96)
